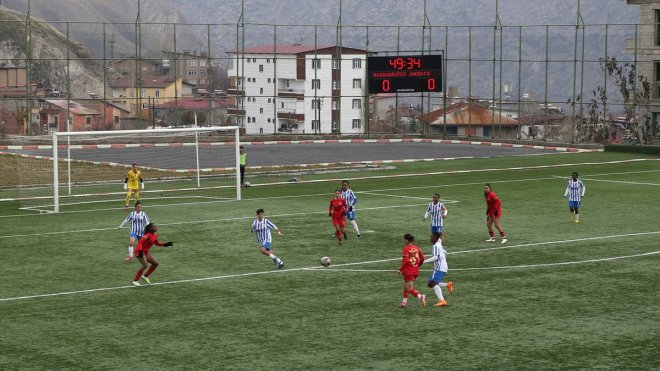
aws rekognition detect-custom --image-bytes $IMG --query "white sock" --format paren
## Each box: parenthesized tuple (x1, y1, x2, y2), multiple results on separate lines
(351, 220, 360, 235)
(269, 253, 280, 263)
(434, 285, 445, 300)
(402, 297, 408, 304)
(128, 245, 134, 257)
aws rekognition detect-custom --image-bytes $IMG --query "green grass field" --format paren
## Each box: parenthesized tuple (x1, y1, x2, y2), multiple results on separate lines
(1, 151, 659, 369)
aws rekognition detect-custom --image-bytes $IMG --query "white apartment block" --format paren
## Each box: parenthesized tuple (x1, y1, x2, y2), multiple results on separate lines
(227, 45, 367, 135)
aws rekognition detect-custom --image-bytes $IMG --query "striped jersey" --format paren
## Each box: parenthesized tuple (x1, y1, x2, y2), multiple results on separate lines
(341, 189, 358, 207)
(424, 202, 446, 227)
(123, 211, 149, 236)
(431, 241, 448, 272)
(252, 218, 278, 245)
(564, 179, 585, 202)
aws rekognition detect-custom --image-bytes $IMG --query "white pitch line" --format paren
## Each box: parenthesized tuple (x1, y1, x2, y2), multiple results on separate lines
(3, 230, 659, 302)
(0, 203, 427, 239)
(316, 250, 660, 272)
(581, 178, 660, 186)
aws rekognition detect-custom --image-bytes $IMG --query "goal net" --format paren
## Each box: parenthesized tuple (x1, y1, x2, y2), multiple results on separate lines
(14, 126, 241, 213)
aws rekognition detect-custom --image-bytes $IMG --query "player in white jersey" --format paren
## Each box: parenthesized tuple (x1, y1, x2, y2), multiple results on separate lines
(423, 232, 453, 307)
(423, 193, 447, 236)
(251, 208, 285, 269)
(564, 172, 586, 223)
(118, 201, 150, 261)
(341, 180, 360, 238)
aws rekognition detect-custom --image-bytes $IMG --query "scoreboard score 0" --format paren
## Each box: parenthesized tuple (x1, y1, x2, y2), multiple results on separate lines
(367, 54, 443, 94)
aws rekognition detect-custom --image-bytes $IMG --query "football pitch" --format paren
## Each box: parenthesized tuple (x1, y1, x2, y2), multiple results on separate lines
(1, 151, 659, 369)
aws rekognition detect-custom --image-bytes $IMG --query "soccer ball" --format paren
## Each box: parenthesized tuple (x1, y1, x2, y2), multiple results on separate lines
(320, 256, 331, 267)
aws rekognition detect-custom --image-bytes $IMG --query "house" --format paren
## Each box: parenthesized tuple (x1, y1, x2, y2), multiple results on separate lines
(39, 99, 100, 132)
(109, 75, 193, 120)
(227, 44, 367, 135)
(109, 58, 161, 76)
(416, 100, 522, 138)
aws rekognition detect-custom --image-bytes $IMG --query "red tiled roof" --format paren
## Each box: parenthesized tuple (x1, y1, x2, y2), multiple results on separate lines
(44, 99, 99, 115)
(110, 75, 178, 89)
(229, 44, 366, 55)
(154, 97, 230, 110)
(418, 101, 520, 126)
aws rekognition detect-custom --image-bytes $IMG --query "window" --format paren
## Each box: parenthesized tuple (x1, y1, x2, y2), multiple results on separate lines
(140, 89, 146, 98)
(268, 98, 272, 103)
(312, 79, 320, 89)
(268, 78, 272, 83)
(312, 99, 321, 109)
(312, 58, 321, 69)
(199, 79, 206, 85)
(252, 58, 257, 63)
(353, 79, 362, 89)
(155, 90, 160, 98)
(267, 58, 271, 63)
(267, 118, 271, 123)
(114, 116, 120, 124)
(332, 59, 339, 69)
(188, 60, 198, 67)
(260, 88, 264, 94)
(656, 9, 660, 46)
(260, 128, 264, 134)
(247, 58, 251, 63)
(259, 65, 264, 72)
(332, 80, 339, 89)
(200, 60, 206, 67)
(352, 119, 361, 129)
(142, 103, 149, 109)
(260, 108, 264, 114)
(312, 120, 320, 130)
(352, 58, 362, 69)
(352, 99, 361, 109)
(281, 102, 285, 108)
(332, 121, 338, 130)
(655, 61, 660, 98)
(86, 116, 92, 127)
(332, 100, 339, 110)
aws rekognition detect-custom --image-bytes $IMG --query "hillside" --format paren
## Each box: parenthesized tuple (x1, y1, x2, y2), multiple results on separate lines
(0, 0, 205, 58)
(0, 6, 105, 96)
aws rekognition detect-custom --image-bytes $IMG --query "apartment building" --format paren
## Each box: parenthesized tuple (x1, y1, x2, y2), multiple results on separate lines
(161, 50, 211, 93)
(227, 45, 367, 135)
(626, 1, 660, 130)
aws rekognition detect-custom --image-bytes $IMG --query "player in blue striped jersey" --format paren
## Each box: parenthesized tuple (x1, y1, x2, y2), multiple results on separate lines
(341, 180, 360, 238)
(423, 193, 447, 236)
(564, 172, 586, 223)
(251, 208, 285, 269)
(423, 232, 453, 307)
(118, 201, 150, 261)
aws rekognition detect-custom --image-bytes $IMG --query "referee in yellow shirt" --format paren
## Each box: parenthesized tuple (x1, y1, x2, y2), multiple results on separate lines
(124, 162, 144, 209)
(240, 145, 247, 186)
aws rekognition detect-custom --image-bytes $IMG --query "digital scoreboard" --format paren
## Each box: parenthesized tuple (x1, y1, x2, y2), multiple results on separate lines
(367, 54, 443, 94)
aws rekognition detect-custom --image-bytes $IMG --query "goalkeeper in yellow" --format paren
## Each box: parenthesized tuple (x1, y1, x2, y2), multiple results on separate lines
(124, 163, 144, 210)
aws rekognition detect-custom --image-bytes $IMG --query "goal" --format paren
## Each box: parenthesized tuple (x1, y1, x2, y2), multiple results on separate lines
(15, 126, 241, 213)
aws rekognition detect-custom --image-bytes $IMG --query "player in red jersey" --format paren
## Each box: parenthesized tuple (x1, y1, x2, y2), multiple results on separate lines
(328, 189, 348, 245)
(132, 223, 173, 286)
(397, 233, 426, 308)
(484, 183, 507, 244)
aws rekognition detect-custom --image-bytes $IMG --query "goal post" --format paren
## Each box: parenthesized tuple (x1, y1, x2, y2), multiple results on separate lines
(19, 126, 241, 213)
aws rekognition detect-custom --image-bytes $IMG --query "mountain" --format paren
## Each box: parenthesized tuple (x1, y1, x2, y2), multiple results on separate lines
(0, 6, 104, 96)
(167, 0, 642, 103)
(0, 0, 205, 58)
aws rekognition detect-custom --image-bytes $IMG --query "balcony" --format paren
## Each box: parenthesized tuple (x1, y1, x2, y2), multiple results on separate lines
(227, 107, 245, 116)
(227, 87, 245, 96)
(277, 112, 304, 120)
(277, 88, 304, 99)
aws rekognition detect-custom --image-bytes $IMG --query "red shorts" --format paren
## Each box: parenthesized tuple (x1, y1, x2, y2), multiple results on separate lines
(332, 215, 345, 227)
(487, 209, 502, 218)
(400, 269, 419, 282)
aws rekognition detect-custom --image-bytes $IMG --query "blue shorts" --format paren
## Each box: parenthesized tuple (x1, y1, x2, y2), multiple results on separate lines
(569, 201, 580, 208)
(261, 241, 272, 251)
(431, 225, 443, 234)
(345, 210, 355, 221)
(428, 270, 446, 283)
(130, 233, 142, 240)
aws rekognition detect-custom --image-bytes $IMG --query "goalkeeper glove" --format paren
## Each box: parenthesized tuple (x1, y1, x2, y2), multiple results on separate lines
(163, 241, 174, 247)
(141, 182, 145, 190)
(123, 183, 127, 190)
